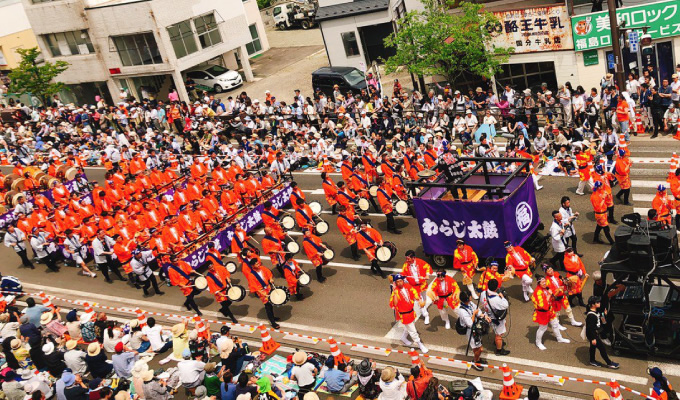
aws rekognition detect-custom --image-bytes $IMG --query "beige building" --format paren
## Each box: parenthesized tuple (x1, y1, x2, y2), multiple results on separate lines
(0, 0, 39, 71)
(21, 0, 269, 104)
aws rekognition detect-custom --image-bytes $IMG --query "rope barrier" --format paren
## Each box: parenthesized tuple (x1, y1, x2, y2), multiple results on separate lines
(4, 289, 654, 398)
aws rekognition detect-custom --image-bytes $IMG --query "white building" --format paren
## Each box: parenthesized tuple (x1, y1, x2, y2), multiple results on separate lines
(21, 0, 270, 104)
(316, 0, 424, 71)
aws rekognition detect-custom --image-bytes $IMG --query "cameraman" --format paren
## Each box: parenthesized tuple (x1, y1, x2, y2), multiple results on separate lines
(457, 291, 489, 371)
(479, 279, 510, 356)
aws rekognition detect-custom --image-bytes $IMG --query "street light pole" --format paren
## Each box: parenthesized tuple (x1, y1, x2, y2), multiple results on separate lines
(607, 0, 626, 90)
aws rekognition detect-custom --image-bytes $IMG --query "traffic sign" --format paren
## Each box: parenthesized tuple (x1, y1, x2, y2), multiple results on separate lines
(607, 53, 615, 69)
(629, 31, 639, 52)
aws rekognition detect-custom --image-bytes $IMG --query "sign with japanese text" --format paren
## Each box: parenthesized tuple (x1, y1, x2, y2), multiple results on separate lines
(412, 177, 539, 258)
(572, 0, 680, 51)
(583, 49, 599, 65)
(489, 6, 574, 53)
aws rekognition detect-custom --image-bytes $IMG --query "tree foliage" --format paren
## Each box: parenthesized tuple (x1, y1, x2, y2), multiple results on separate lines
(383, 1, 513, 84)
(8, 47, 69, 105)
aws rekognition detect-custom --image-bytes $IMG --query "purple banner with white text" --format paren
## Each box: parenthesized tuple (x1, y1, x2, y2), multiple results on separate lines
(412, 176, 539, 259)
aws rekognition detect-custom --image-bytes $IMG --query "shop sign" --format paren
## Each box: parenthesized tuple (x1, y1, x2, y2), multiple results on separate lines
(583, 49, 599, 65)
(572, 0, 680, 51)
(488, 6, 574, 53)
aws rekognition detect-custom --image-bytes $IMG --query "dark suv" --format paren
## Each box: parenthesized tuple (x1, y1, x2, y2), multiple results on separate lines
(312, 67, 367, 98)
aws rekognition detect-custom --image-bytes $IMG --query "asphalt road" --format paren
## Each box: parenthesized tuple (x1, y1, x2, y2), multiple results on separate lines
(2, 134, 678, 398)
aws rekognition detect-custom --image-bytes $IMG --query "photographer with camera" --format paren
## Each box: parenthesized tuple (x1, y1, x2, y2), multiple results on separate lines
(479, 279, 510, 356)
(456, 291, 490, 371)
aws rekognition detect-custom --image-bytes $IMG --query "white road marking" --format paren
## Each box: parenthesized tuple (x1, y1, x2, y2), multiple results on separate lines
(632, 193, 674, 202)
(630, 180, 667, 188)
(232, 254, 403, 273)
(302, 189, 325, 195)
(634, 207, 651, 215)
(20, 281, 649, 385)
(630, 157, 671, 164)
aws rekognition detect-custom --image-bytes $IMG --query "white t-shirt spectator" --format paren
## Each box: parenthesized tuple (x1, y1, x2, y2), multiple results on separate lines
(142, 325, 165, 351)
(291, 363, 316, 387)
(671, 80, 680, 101)
(178, 359, 206, 384)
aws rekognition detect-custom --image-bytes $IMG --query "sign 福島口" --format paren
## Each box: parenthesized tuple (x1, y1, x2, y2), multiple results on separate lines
(489, 6, 574, 53)
(572, 0, 680, 51)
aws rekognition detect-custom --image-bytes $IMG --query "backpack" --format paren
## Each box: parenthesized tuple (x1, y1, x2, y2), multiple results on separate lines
(455, 318, 467, 335)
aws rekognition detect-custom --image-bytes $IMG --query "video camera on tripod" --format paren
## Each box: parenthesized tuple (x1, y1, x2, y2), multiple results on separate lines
(614, 213, 678, 270)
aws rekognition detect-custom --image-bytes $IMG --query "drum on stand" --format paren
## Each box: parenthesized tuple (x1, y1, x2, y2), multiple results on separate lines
(24, 166, 42, 179)
(323, 248, 335, 261)
(227, 284, 247, 302)
(286, 241, 300, 254)
(309, 201, 323, 215)
(225, 261, 237, 274)
(11, 178, 26, 191)
(395, 200, 409, 215)
(281, 215, 295, 230)
(369, 186, 379, 197)
(64, 167, 79, 181)
(315, 220, 329, 235)
(417, 169, 437, 179)
(298, 272, 311, 286)
(269, 286, 290, 306)
(193, 276, 208, 290)
(376, 241, 398, 263)
(357, 198, 370, 211)
(3, 174, 20, 191)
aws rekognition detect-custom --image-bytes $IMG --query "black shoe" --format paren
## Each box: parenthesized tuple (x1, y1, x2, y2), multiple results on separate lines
(196, 311, 203, 316)
(589, 361, 603, 367)
(495, 348, 510, 356)
(105, 279, 113, 283)
(610, 220, 618, 224)
(157, 291, 165, 295)
(593, 239, 604, 244)
(623, 202, 632, 206)
(29, 265, 35, 269)
(392, 229, 402, 234)
(578, 301, 587, 307)
(471, 364, 484, 371)
(607, 362, 620, 369)
(352, 256, 360, 261)
(231, 318, 238, 324)
(296, 293, 304, 300)
(120, 277, 128, 282)
(318, 277, 327, 283)
(577, 253, 584, 257)
(271, 322, 280, 329)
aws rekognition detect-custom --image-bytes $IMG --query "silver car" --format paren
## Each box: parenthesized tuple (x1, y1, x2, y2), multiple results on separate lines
(185, 65, 243, 93)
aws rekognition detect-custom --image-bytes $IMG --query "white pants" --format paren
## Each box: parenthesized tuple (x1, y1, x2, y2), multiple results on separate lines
(536, 318, 564, 344)
(521, 274, 534, 295)
(491, 319, 507, 335)
(400, 321, 420, 343)
(415, 296, 432, 320)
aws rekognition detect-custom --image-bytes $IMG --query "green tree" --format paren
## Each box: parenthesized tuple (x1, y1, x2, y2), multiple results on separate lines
(8, 47, 69, 106)
(383, 1, 513, 85)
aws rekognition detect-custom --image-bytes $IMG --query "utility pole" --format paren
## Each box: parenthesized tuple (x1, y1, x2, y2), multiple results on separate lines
(607, 0, 626, 90)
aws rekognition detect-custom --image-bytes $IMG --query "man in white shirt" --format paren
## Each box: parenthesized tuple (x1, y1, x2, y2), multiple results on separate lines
(290, 351, 318, 397)
(479, 278, 510, 356)
(92, 230, 126, 283)
(178, 348, 206, 389)
(130, 250, 164, 297)
(270, 151, 291, 181)
(4, 224, 34, 269)
(549, 210, 567, 270)
(142, 317, 172, 353)
(664, 103, 680, 133)
(671, 74, 680, 105)
(558, 85, 572, 126)
(29, 227, 58, 272)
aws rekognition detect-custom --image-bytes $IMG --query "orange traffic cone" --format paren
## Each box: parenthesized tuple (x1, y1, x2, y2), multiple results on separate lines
(134, 308, 147, 329)
(193, 315, 210, 341)
(636, 112, 645, 134)
(82, 302, 94, 315)
(408, 348, 421, 365)
(670, 153, 679, 176)
(675, 125, 680, 140)
(608, 378, 623, 400)
(259, 325, 280, 355)
(39, 292, 55, 310)
(499, 363, 523, 400)
(328, 337, 350, 365)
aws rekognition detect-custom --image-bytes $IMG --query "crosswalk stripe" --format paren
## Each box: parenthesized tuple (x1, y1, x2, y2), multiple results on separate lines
(630, 180, 667, 188)
(630, 157, 671, 164)
(632, 193, 674, 202)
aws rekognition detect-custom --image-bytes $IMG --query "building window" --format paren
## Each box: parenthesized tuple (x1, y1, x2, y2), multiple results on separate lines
(112, 33, 162, 66)
(167, 20, 198, 59)
(245, 24, 262, 55)
(42, 30, 94, 57)
(341, 31, 360, 57)
(193, 13, 222, 49)
(0, 49, 7, 66)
